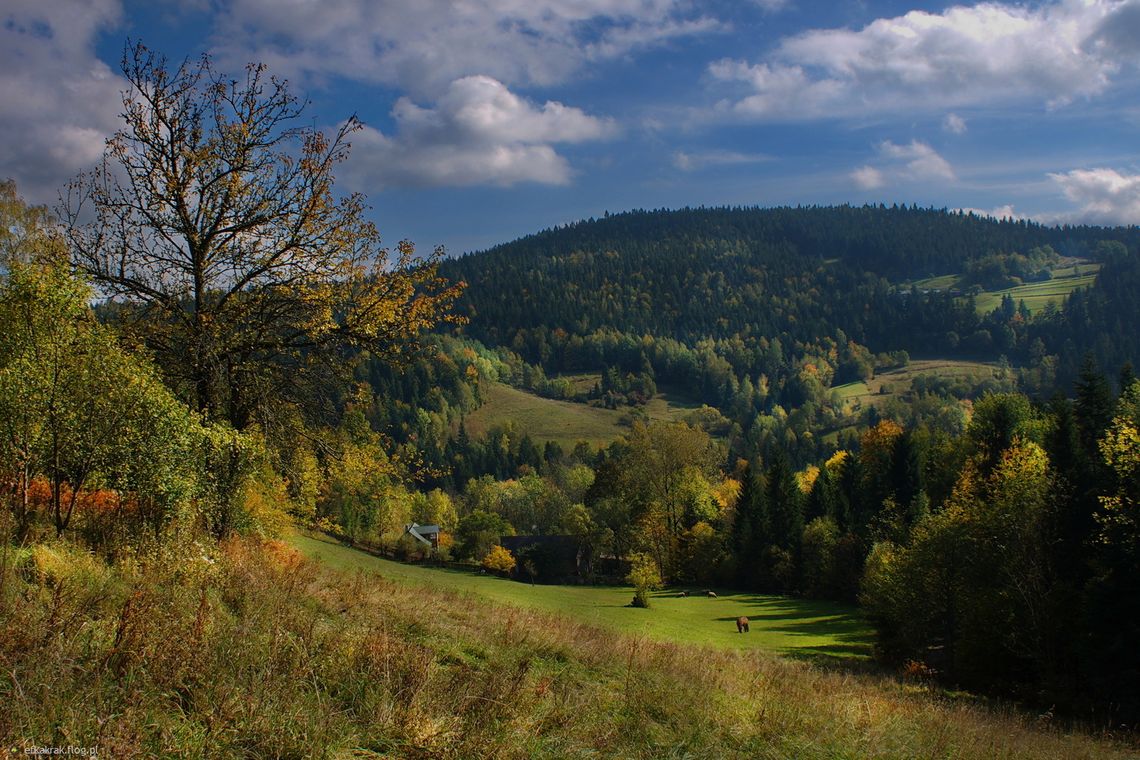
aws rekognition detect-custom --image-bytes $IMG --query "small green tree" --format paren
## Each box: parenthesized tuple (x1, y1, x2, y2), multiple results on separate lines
(627, 551, 662, 608)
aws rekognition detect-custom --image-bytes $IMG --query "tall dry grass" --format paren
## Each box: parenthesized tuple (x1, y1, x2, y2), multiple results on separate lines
(0, 533, 1133, 758)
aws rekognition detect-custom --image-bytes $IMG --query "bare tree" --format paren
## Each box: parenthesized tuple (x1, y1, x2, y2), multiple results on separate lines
(64, 43, 461, 429)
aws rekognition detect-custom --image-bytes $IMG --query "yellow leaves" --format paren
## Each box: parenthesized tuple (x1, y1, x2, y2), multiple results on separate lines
(825, 449, 850, 473)
(1100, 419, 1140, 480)
(481, 544, 516, 574)
(796, 465, 820, 495)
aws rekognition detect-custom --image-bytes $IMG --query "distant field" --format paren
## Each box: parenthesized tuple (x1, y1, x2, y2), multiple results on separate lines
(911, 273, 961, 290)
(464, 379, 709, 448)
(831, 358, 998, 410)
(292, 532, 873, 660)
(464, 382, 626, 446)
(907, 263, 1100, 315)
(973, 270, 1098, 314)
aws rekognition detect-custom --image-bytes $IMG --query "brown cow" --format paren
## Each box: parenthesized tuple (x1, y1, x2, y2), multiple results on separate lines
(736, 616, 750, 633)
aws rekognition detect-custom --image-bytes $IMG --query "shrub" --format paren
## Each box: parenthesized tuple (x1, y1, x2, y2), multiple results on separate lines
(482, 544, 516, 575)
(626, 552, 662, 608)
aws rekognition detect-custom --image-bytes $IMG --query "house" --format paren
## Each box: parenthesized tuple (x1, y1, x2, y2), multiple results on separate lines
(404, 523, 441, 550)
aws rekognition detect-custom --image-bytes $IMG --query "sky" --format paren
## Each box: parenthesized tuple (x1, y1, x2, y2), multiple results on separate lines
(4, 0, 1140, 255)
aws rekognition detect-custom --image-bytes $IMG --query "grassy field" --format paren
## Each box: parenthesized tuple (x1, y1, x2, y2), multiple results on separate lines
(464, 382, 627, 446)
(907, 263, 1100, 315)
(292, 532, 872, 660)
(974, 269, 1099, 313)
(464, 380, 708, 448)
(7, 534, 1133, 758)
(831, 358, 997, 409)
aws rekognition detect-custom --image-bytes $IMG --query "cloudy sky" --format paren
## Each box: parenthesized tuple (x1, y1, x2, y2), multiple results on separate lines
(4, 0, 1140, 254)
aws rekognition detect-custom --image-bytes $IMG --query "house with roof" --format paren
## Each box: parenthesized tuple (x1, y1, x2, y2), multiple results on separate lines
(403, 523, 441, 550)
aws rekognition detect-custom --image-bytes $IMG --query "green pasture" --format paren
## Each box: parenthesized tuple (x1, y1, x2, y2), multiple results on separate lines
(292, 532, 872, 661)
(464, 380, 709, 448)
(831, 358, 997, 409)
(464, 382, 627, 446)
(973, 270, 1098, 314)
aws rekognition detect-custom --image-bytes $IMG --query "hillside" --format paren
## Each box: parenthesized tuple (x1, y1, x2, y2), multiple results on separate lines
(8, 534, 1132, 758)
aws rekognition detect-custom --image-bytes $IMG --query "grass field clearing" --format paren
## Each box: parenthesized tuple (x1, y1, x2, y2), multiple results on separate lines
(974, 270, 1098, 313)
(463, 382, 627, 446)
(292, 532, 873, 661)
(464, 380, 711, 448)
(831, 358, 998, 409)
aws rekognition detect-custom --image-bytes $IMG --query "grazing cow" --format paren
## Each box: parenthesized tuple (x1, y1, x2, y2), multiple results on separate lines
(736, 616, 750, 633)
(706, 590, 717, 598)
(678, 591, 688, 597)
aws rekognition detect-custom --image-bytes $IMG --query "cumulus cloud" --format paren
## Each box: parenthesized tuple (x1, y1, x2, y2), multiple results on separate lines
(341, 76, 617, 188)
(0, 0, 124, 202)
(711, 0, 1134, 121)
(672, 149, 771, 171)
(1048, 167, 1140, 224)
(211, 0, 724, 95)
(851, 165, 885, 190)
(851, 140, 955, 189)
(943, 113, 968, 134)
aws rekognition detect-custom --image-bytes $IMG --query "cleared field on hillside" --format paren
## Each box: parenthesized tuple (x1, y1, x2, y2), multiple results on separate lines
(464, 382, 625, 446)
(831, 358, 998, 410)
(908, 263, 1100, 315)
(292, 532, 872, 660)
(974, 270, 1098, 313)
(464, 380, 707, 448)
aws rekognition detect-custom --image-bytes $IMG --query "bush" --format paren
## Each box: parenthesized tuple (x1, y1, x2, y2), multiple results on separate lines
(626, 552, 662, 608)
(481, 544, 516, 575)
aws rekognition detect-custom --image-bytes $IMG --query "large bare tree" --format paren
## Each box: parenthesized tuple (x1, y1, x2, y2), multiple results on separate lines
(64, 43, 461, 429)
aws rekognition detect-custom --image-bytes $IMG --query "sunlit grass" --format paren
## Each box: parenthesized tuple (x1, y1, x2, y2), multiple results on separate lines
(291, 532, 873, 660)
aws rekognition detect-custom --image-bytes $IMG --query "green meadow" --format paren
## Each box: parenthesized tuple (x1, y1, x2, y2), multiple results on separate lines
(831, 358, 998, 408)
(973, 270, 1099, 313)
(291, 532, 872, 660)
(463, 379, 709, 448)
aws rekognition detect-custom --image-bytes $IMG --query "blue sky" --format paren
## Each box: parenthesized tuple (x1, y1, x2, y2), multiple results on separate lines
(4, 0, 1140, 255)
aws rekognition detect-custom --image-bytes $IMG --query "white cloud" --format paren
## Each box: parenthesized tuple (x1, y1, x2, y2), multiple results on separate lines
(342, 76, 617, 188)
(711, 0, 1133, 121)
(1048, 167, 1140, 224)
(212, 0, 724, 95)
(957, 204, 1023, 220)
(673, 149, 771, 171)
(943, 113, 968, 134)
(752, 0, 790, 11)
(0, 0, 124, 202)
(850, 165, 885, 190)
(851, 140, 955, 189)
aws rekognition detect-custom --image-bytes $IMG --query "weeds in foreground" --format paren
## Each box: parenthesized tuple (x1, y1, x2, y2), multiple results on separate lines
(0, 534, 1133, 758)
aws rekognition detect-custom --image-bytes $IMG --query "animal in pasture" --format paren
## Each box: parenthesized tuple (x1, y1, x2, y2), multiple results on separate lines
(706, 590, 717, 598)
(678, 591, 688, 597)
(736, 616, 750, 633)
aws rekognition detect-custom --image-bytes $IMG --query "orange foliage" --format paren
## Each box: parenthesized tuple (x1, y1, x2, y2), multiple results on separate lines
(24, 477, 125, 516)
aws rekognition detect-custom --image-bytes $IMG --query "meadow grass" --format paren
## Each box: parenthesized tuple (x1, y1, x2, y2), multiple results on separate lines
(974, 271, 1099, 314)
(464, 380, 706, 448)
(464, 381, 627, 446)
(291, 532, 873, 660)
(831, 359, 997, 409)
(3, 533, 1135, 758)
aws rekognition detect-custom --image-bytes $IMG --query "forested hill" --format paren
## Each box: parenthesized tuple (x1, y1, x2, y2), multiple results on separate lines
(444, 204, 1133, 335)
(440, 205, 1140, 394)
(454, 204, 1123, 279)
